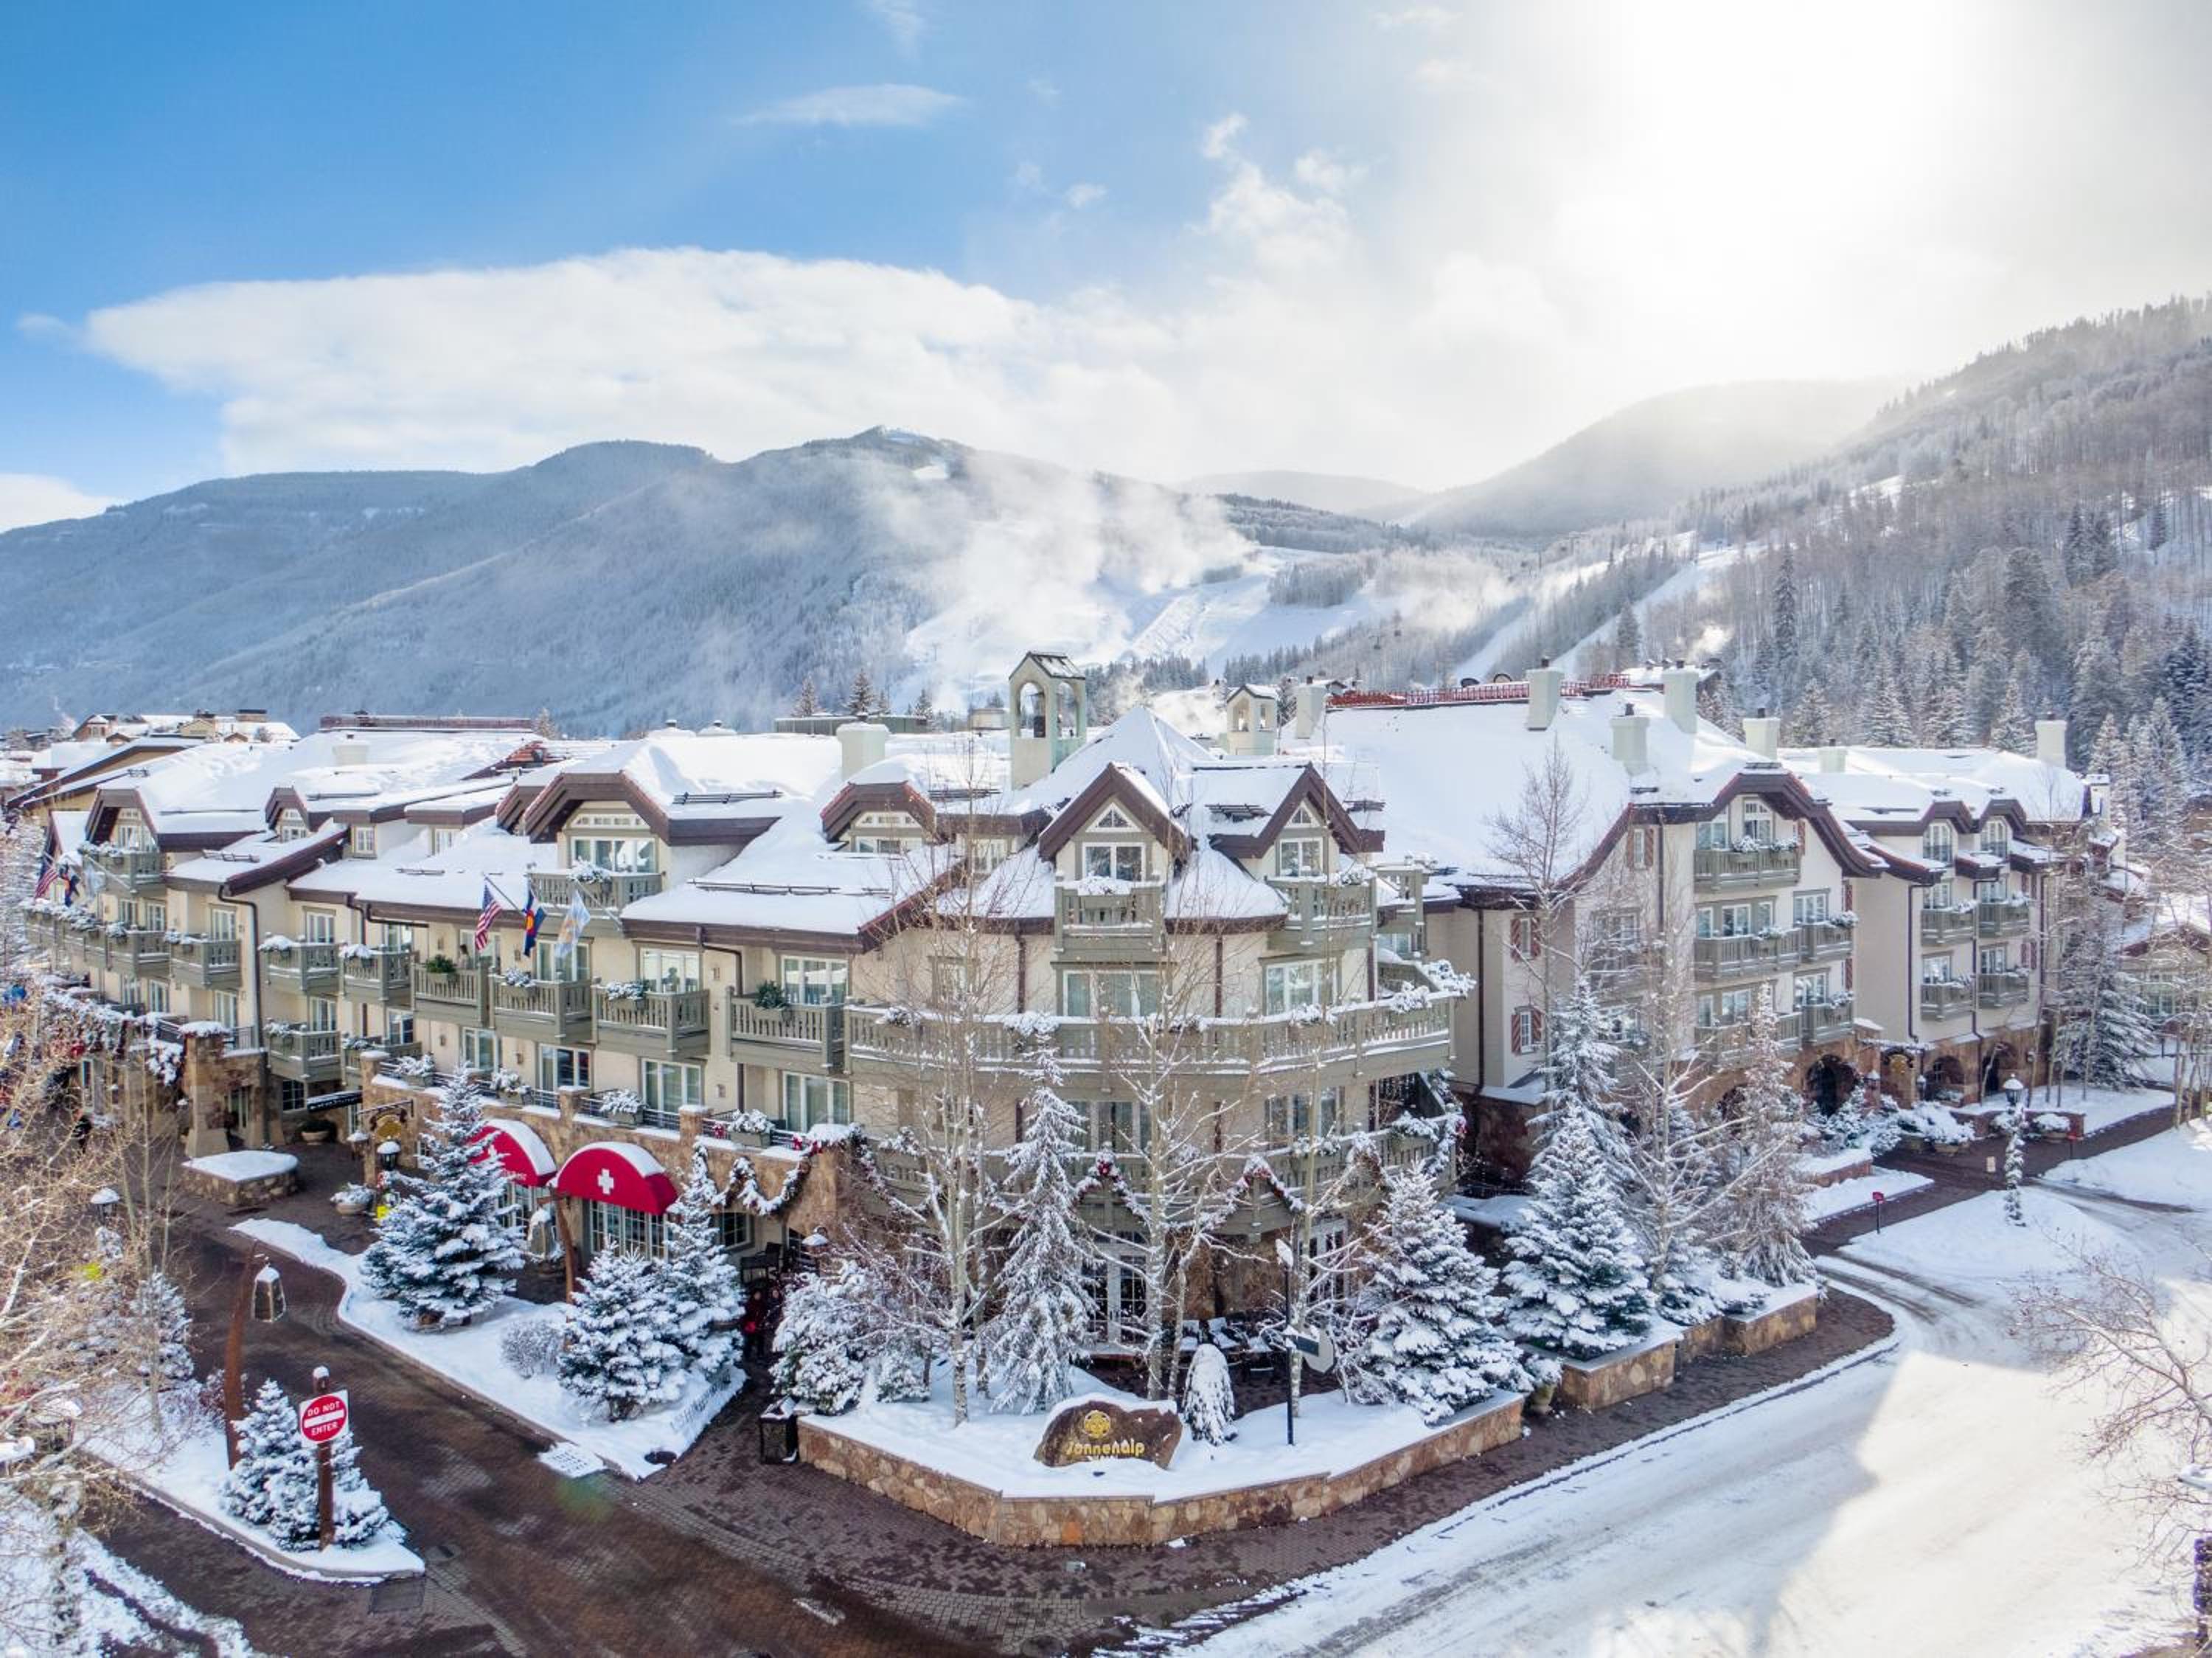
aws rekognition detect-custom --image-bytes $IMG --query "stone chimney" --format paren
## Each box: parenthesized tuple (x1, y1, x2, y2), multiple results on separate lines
(1294, 676, 1330, 741)
(1661, 664, 1700, 735)
(2035, 718, 2067, 769)
(1742, 710, 1780, 760)
(1611, 708, 1649, 772)
(1526, 662, 1565, 732)
(837, 721, 889, 782)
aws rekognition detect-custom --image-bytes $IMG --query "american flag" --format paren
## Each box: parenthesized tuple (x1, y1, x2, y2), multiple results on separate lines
(473, 881, 503, 954)
(32, 843, 58, 901)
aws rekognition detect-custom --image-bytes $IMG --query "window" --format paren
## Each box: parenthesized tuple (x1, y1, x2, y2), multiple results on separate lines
(1082, 842, 1146, 883)
(1975, 878, 2006, 903)
(1695, 819, 1730, 851)
(532, 940, 590, 982)
(211, 990, 240, 1031)
(379, 922, 412, 953)
(782, 1072, 849, 1129)
(1924, 954, 1956, 983)
(1265, 1089, 1341, 1141)
(1627, 825, 1658, 870)
(1926, 878, 1956, 910)
(1091, 1232, 1149, 1344)
(538, 1044, 592, 1091)
(1717, 987, 1753, 1023)
(1700, 901, 1768, 938)
(780, 957, 848, 1006)
(460, 1027, 497, 1072)
(1263, 959, 1335, 1015)
(428, 827, 459, 853)
(1062, 968, 1161, 1018)
(636, 948, 700, 991)
(641, 1061, 703, 1114)
(1591, 909, 1641, 950)
(274, 809, 309, 843)
(385, 1012, 415, 1045)
(1087, 1100, 1151, 1153)
(207, 906, 239, 942)
(1509, 914, 1542, 961)
(300, 909, 337, 945)
(1740, 800, 1776, 845)
(584, 1201, 665, 1259)
(307, 998, 338, 1033)
(567, 835, 655, 873)
(1983, 819, 2010, 856)
(140, 901, 167, 933)
(1792, 890, 1830, 925)
(144, 982, 170, 1014)
(1511, 1005, 1543, 1054)
(1977, 946, 2010, 975)
(1922, 822, 1955, 863)
(349, 825, 376, 857)
(1274, 836, 1326, 878)
(1792, 972, 1830, 1008)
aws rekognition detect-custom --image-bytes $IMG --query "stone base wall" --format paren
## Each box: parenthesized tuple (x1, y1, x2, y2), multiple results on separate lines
(1557, 1338, 1677, 1411)
(1674, 1314, 1725, 1364)
(799, 1392, 1524, 1548)
(1804, 1150, 1874, 1188)
(181, 1163, 299, 1210)
(1722, 1291, 1818, 1355)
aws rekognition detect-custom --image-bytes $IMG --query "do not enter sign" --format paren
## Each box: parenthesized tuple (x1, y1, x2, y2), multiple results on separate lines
(298, 1390, 349, 1446)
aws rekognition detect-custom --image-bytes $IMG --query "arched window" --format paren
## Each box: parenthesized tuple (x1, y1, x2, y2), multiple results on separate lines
(1018, 681, 1046, 738)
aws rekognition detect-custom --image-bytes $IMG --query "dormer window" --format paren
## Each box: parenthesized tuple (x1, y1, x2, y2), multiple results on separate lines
(1922, 822, 1955, 863)
(274, 809, 309, 843)
(568, 833, 655, 874)
(349, 825, 376, 857)
(1739, 800, 1776, 846)
(1983, 819, 2010, 856)
(1274, 835, 1326, 878)
(1083, 842, 1145, 883)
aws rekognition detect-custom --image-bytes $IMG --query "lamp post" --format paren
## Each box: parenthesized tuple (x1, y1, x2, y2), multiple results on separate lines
(220, 1249, 285, 1466)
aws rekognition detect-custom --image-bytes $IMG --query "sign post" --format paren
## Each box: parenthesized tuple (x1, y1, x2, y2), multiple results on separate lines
(298, 1376, 348, 1550)
(1274, 1240, 1297, 1447)
(1870, 1190, 1886, 1234)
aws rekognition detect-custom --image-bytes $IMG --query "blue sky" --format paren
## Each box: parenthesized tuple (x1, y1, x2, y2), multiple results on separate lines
(6, 0, 2211, 524)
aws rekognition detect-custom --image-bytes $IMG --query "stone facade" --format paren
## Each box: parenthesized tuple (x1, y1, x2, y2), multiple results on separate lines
(798, 1391, 1525, 1547)
(181, 1152, 299, 1210)
(1555, 1334, 1678, 1411)
(1721, 1288, 1820, 1355)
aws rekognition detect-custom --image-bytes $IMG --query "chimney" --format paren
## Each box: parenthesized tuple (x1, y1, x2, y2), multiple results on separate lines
(1818, 745, 1847, 774)
(1611, 709, 1649, 772)
(1295, 676, 1329, 740)
(330, 736, 371, 769)
(2035, 718, 2067, 769)
(1526, 661, 1565, 731)
(1742, 709, 1780, 760)
(1661, 664, 1700, 735)
(837, 721, 889, 781)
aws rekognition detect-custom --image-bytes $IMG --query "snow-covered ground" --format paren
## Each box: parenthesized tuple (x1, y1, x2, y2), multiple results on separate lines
(237, 1218, 741, 1480)
(1, 1496, 260, 1656)
(1175, 1125, 2212, 1656)
(1804, 1167, 1932, 1223)
(2037, 1082, 2177, 1134)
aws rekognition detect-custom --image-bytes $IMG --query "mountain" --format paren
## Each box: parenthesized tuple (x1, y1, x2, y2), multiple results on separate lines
(1401, 378, 1901, 539)
(1178, 470, 1422, 519)
(0, 429, 1444, 735)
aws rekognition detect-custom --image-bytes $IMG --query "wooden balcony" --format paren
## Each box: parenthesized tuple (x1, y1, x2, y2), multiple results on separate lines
(526, 869, 665, 914)
(1978, 968, 2032, 1010)
(1977, 896, 2032, 938)
(1267, 877, 1374, 944)
(1054, 881, 1166, 962)
(265, 1026, 341, 1085)
(341, 946, 414, 1005)
(726, 993, 844, 1070)
(263, 940, 340, 994)
(1920, 977, 1976, 1019)
(1698, 1010, 1804, 1062)
(595, 985, 712, 1058)
(1691, 842, 1801, 889)
(115, 929, 169, 979)
(1919, 903, 1978, 945)
(1796, 918, 1855, 962)
(1798, 996, 1856, 1045)
(1692, 932, 1790, 982)
(411, 962, 489, 1023)
(490, 976, 594, 1043)
(87, 843, 164, 892)
(169, 934, 241, 989)
(844, 996, 1453, 1087)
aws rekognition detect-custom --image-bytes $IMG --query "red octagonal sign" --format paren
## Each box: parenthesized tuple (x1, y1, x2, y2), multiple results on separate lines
(299, 1390, 349, 1446)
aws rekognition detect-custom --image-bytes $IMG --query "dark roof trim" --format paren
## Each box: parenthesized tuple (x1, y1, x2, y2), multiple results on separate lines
(1034, 764, 1192, 864)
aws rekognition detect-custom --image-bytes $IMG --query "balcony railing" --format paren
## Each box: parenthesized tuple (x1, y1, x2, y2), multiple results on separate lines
(526, 869, 666, 913)
(1920, 977, 1976, 1019)
(844, 996, 1453, 1083)
(169, 934, 241, 988)
(411, 962, 490, 1021)
(1698, 1009, 1804, 1061)
(490, 975, 594, 1041)
(1692, 932, 1790, 981)
(595, 985, 712, 1058)
(88, 844, 164, 889)
(1797, 996, 1856, 1045)
(726, 993, 843, 1069)
(116, 929, 169, 977)
(265, 1025, 341, 1082)
(264, 940, 340, 993)
(1919, 903, 1978, 945)
(1978, 968, 2032, 1009)
(1797, 918, 1855, 961)
(1692, 842, 1802, 888)
(1054, 881, 1166, 960)
(341, 946, 414, 1004)
(1977, 896, 2032, 937)
(344, 1039, 421, 1083)
(1267, 877, 1374, 939)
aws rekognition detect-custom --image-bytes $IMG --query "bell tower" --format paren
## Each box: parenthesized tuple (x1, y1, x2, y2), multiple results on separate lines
(1009, 652, 1087, 788)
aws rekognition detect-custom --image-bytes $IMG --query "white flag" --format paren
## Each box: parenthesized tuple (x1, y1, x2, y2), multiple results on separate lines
(554, 889, 590, 962)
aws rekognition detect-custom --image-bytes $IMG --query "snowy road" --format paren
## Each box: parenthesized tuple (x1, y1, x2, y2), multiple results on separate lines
(1181, 1133, 2211, 1657)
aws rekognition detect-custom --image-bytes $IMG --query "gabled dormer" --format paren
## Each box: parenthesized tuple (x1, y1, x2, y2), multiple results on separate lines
(1035, 763, 1186, 884)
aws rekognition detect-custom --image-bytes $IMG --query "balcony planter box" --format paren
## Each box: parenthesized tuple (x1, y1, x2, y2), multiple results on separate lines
(1554, 1330, 1677, 1411)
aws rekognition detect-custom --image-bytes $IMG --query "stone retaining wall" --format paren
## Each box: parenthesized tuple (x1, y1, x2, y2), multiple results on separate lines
(1557, 1336, 1677, 1411)
(1722, 1290, 1819, 1355)
(799, 1391, 1524, 1548)
(181, 1160, 299, 1210)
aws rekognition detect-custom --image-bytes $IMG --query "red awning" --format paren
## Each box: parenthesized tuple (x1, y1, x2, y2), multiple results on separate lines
(473, 1119, 557, 1188)
(551, 1141, 680, 1215)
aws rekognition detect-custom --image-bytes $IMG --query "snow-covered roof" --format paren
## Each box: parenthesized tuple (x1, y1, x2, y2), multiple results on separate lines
(300, 823, 560, 915)
(1781, 745, 2093, 830)
(167, 825, 346, 894)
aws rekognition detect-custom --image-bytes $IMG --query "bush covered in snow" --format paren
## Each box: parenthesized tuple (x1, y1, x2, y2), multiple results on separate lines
(1181, 1343, 1237, 1445)
(499, 1317, 565, 1379)
(771, 1264, 872, 1415)
(1893, 1103, 1972, 1147)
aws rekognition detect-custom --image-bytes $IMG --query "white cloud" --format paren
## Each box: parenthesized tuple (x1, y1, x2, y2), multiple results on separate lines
(1062, 182, 1106, 209)
(1011, 160, 1045, 192)
(738, 83, 962, 128)
(1026, 76, 1060, 104)
(0, 474, 111, 533)
(862, 0, 926, 53)
(1199, 113, 1246, 162)
(1292, 149, 1364, 195)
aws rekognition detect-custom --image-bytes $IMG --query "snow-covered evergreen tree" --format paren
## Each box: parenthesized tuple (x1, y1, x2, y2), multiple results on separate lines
(1502, 1103, 1654, 1360)
(658, 1147, 742, 1379)
(218, 1378, 392, 1551)
(1714, 991, 1816, 1287)
(844, 667, 877, 717)
(1543, 977, 1618, 1120)
(358, 1080, 524, 1328)
(1989, 670, 2036, 754)
(1861, 661, 1914, 746)
(1362, 1163, 1534, 1421)
(2053, 873, 2155, 1089)
(1180, 1342, 1237, 1446)
(557, 1249, 683, 1421)
(978, 1085, 1091, 1415)
(2001, 1109, 2027, 1227)
(792, 676, 821, 717)
(130, 1269, 194, 1385)
(770, 1262, 870, 1415)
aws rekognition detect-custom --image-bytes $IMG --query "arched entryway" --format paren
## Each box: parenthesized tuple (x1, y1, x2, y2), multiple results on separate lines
(1980, 1042, 2018, 1099)
(1924, 1053, 1967, 1101)
(1804, 1054, 1859, 1115)
(1880, 1048, 1917, 1106)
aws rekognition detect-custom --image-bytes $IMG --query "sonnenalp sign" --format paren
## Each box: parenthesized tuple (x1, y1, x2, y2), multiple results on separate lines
(1034, 1399, 1182, 1469)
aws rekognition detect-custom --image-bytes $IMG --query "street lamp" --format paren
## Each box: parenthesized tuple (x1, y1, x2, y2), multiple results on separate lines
(220, 1250, 285, 1466)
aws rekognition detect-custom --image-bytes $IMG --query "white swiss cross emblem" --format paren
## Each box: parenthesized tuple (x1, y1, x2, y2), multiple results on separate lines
(597, 1168, 616, 1196)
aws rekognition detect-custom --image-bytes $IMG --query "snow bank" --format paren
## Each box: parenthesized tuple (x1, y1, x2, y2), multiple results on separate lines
(2045, 1117, 2212, 1207)
(0, 1494, 260, 1656)
(187, 1150, 299, 1181)
(817, 1366, 1517, 1504)
(1806, 1170, 1933, 1223)
(1837, 1187, 2134, 1284)
(236, 1218, 742, 1479)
